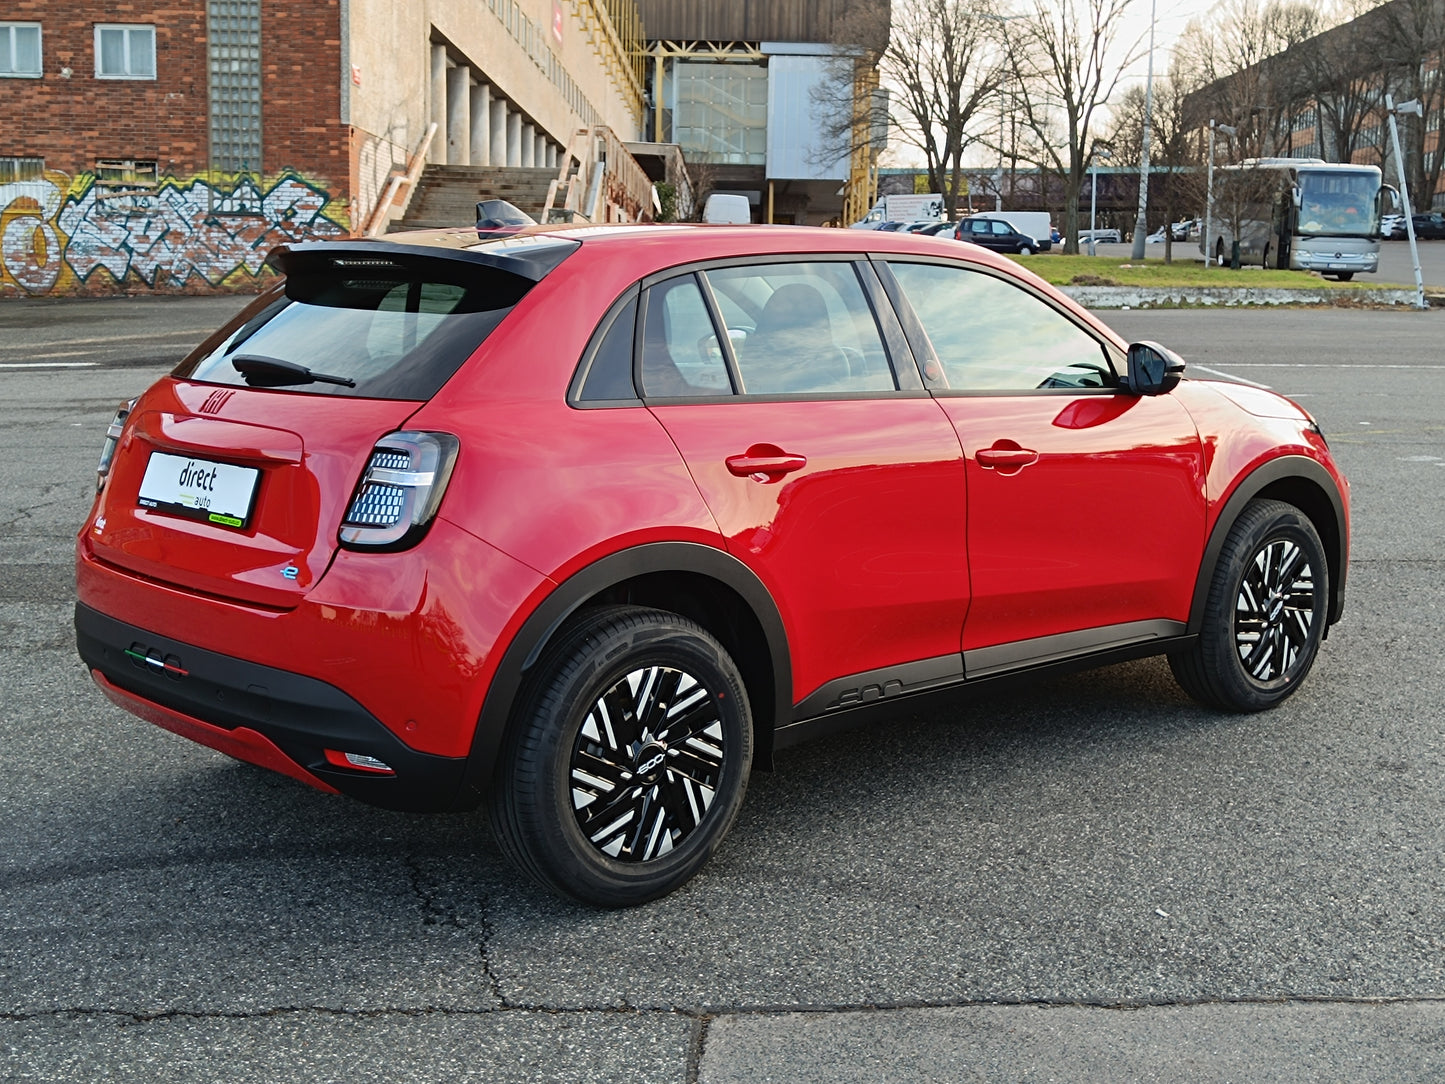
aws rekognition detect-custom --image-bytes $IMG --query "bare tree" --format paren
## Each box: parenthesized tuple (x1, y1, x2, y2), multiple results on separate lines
(821, 0, 1009, 220)
(1290, 0, 1389, 164)
(1375, 0, 1445, 206)
(1174, 0, 1325, 159)
(1106, 65, 1205, 261)
(1008, 0, 1141, 254)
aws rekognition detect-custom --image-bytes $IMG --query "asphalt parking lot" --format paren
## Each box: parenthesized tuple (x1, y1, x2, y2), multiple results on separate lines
(2, 297, 1443, 1082)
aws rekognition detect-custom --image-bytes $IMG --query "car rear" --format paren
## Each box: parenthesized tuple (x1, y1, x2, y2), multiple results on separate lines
(76, 233, 577, 811)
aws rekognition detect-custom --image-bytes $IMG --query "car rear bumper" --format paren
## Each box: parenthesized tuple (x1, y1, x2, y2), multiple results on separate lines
(76, 603, 470, 812)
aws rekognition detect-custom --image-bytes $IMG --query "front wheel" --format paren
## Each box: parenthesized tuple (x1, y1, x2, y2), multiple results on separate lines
(1169, 499, 1328, 712)
(1018, 245, 1034, 256)
(489, 606, 753, 907)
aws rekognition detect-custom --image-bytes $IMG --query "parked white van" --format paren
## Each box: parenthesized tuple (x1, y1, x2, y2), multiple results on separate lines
(702, 194, 752, 224)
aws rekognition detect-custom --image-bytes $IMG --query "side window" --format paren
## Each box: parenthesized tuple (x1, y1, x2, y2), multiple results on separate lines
(639, 275, 731, 397)
(703, 262, 895, 395)
(888, 262, 1116, 392)
(991, 221, 1011, 235)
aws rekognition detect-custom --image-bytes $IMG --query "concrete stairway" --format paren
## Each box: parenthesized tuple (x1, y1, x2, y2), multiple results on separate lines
(390, 165, 556, 231)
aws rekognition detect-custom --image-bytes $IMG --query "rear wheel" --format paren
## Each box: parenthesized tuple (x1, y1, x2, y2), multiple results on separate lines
(1170, 499, 1328, 712)
(489, 606, 753, 907)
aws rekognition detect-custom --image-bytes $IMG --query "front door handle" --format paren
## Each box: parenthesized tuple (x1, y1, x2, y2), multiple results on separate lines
(726, 445, 807, 482)
(976, 444, 1039, 473)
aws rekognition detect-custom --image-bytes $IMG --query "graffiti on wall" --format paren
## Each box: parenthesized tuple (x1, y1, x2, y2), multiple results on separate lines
(0, 170, 347, 297)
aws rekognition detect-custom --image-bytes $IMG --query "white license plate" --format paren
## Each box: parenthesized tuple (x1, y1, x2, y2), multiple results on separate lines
(138, 452, 260, 529)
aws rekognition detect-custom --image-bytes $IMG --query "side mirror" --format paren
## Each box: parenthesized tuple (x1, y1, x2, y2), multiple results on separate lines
(1124, 341, 1186, 396)
(1291, 185, 1302, 208)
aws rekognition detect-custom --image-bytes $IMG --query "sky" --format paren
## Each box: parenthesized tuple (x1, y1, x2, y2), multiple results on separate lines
(1116, 0, 1212, 90)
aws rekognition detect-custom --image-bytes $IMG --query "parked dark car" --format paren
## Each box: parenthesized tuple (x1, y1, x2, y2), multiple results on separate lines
(953, 217, 1041, 255)
(1411, 212, 1445, 239)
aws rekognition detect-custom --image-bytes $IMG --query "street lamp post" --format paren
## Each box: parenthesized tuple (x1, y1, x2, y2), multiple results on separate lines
(1386, 93, 1428, 310)
(1089, 146, 1112, 256)
(1204, 120, 1236, 268)
(1129, 0, 1158, 260)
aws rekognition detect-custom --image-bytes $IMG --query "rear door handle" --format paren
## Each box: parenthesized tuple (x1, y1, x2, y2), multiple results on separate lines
(726, 446, 807, 481)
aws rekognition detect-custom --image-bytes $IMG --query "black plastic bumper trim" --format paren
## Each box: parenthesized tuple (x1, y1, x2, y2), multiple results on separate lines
(75, 603, 466, 812)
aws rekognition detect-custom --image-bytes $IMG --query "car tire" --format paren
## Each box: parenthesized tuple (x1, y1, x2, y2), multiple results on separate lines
(489, 605, 753, 907)
(1018, 245, 1034, 256)
(1169, 499, 1328, 712)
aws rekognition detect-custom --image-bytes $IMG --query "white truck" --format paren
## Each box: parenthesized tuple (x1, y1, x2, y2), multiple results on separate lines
(853, 193, 945, 228)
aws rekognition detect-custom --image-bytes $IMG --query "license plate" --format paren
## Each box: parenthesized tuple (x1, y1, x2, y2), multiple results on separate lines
(138, 452, 259, 529)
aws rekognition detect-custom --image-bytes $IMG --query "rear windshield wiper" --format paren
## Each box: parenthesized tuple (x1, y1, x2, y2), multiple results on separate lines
(231, 354, 357, 388)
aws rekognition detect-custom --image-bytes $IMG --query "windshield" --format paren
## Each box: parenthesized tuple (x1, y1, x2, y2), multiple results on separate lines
(1297, 170, 1380, 238)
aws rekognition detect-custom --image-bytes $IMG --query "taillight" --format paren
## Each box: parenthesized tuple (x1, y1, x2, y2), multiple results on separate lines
(96, 398, 137, 492)
(339, 431, 459, 551)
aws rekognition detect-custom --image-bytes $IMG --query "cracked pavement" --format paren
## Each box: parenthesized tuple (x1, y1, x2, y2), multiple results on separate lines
(2, 300, 1444, 1081)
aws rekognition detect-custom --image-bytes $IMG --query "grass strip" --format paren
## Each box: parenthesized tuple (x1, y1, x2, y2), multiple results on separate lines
(1007, 254, 1379, 290)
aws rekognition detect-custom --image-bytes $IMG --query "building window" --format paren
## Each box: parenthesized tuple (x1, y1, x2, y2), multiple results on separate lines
(95, 24, 157, 80)
(0, 157, 45, 183)
(96, 158, 159, 189)
(1, 22, 42, 77)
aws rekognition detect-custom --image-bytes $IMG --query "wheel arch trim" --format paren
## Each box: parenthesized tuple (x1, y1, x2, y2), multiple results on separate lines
(459, 542, 791, 805)
(1189, 455, 1348, 635)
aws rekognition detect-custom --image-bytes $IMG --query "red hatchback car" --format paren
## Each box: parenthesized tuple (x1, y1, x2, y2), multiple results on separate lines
(77, 224, 1349, 906)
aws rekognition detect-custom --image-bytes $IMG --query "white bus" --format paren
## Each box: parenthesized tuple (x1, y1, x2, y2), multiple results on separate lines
(1205, 158, 1393, 281)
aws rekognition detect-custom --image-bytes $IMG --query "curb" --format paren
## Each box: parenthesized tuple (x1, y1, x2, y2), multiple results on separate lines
(1058, 285, 1435, 309)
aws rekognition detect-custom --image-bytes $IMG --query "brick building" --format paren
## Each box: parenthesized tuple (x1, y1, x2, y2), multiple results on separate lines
(1, 0, 645, 297)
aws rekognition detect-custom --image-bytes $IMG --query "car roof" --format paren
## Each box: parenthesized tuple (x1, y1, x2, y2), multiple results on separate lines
(365, 221, 1021, 266)
(294, 223, 1124, 349)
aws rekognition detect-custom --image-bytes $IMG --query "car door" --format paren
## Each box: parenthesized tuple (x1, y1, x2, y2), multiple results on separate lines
(989, 220, 1022, 251)
(637, 259, 971, 713)
(877, 258, 1207, 677)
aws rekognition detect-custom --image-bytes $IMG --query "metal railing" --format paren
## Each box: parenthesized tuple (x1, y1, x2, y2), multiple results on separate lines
(363, 123, 438, 238)
(543, 126, 654, 223)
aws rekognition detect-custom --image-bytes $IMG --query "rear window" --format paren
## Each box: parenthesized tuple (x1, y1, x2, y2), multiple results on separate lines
(175, 251, 541, 399)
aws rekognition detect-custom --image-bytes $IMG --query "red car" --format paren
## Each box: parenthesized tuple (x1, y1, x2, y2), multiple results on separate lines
(77, 223, 1349, 906)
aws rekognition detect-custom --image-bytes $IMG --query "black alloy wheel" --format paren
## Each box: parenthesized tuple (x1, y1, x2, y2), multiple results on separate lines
(1170, 499, 1328, 711)
(489, 605, 753, 907)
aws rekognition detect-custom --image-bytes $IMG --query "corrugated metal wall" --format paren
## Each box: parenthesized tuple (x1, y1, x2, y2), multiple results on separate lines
(636, 0, 848, 43)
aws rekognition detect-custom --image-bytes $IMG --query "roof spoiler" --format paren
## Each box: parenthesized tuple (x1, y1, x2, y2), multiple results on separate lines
(266, 235, 578, 286)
